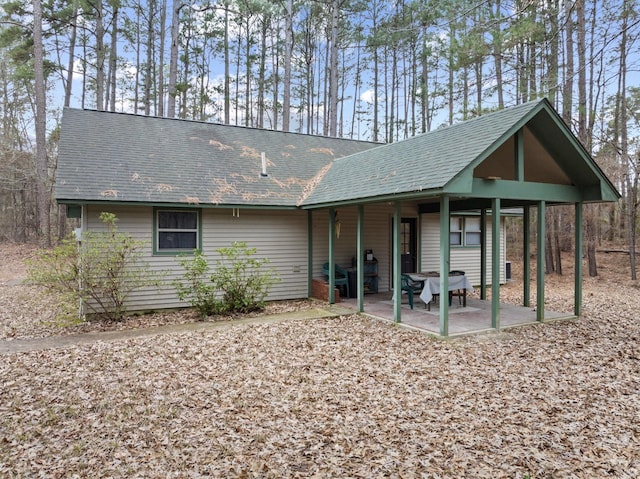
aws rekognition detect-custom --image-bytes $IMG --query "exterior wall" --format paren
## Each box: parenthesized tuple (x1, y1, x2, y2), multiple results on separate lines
(420, 213, 506, 285)
(85, 205, 309, 312)
(311, 203, 418, 293)
(83, 203, 508, 312)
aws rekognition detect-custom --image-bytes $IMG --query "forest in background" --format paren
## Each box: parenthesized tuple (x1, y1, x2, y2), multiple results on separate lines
(1, 0, 639, 277)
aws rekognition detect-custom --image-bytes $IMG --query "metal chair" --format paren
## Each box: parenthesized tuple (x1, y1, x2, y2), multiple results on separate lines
(322, 262, 349, 299)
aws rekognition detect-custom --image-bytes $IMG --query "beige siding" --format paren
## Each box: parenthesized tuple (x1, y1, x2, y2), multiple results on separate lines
(311, 204, 419, 293)
(85, 205, 308, 312)
(83, 204, 508, 312)
(420, 213, 506, 285)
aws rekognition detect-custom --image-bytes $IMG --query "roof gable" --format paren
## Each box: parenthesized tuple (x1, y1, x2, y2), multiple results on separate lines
(302, 99, 619, 207)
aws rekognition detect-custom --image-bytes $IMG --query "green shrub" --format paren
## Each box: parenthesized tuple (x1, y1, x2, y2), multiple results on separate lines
(173, 250, 224, 319)
(173, 241, 279, 317)
(212, 242, 279, 313)
(28, 212, 161, 322)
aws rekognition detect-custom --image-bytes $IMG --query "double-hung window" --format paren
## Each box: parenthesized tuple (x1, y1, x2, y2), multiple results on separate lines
(155, 209, 200, 253)
(450, 216, 481, 247)
(464, 217, 481, 246)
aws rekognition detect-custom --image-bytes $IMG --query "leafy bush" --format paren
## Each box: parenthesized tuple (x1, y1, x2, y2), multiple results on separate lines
(173, 241, 279, 317)
(28, 212, 161, 322)
(173, 250, 224, 319)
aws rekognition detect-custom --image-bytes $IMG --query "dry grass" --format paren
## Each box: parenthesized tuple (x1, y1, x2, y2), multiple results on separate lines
(1, 243, 639, 477)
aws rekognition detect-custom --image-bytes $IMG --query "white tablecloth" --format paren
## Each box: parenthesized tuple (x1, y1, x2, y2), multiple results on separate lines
(409, 274, 474, 305)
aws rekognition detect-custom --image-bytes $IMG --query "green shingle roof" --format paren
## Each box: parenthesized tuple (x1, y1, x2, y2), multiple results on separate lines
(55, 108, 378, 207)
(57, 100, 619, 209)
(301, 101, 543, 206)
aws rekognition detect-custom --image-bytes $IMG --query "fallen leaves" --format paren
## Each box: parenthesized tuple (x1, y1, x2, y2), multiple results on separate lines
(0, 246, 639, 477)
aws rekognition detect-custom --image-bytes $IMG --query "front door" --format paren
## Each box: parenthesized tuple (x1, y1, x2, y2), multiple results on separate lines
(401, 218, 417, 273)
(391, 217, 418, 275)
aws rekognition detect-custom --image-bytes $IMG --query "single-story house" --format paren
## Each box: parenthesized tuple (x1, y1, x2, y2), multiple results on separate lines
(55, 98, 619, 336)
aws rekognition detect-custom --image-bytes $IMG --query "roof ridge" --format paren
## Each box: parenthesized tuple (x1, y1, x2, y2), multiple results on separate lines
(63, 107, 380, 145)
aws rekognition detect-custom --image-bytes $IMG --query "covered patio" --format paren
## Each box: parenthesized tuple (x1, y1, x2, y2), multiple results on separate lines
(303, 99, 619, 337)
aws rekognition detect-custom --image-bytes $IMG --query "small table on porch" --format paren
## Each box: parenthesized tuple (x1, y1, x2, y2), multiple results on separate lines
(408, 273, 474, 307)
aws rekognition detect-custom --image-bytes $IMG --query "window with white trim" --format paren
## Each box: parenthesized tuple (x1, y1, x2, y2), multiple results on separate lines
(465, 217, 481, 246)
(450, 216, 481, 247)
(156, 209, 200, 252)
(450, 217, 463, 246)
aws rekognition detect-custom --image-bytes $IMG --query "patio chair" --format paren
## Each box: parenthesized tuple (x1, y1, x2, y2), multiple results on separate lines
(401, 274, 423, 309)
(449, 270, 466, 305)
(322, 262, 349, 299)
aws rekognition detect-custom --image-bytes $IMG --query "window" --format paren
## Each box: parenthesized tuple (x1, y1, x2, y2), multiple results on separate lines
(450, 217, 463, 246)
(450, 216, 481, 247)
(155, 209, 200, 253)
(465, 217, 481, 246)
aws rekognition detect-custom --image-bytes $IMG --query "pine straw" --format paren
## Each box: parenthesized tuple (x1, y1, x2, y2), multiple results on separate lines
(1, 245, 639, 477)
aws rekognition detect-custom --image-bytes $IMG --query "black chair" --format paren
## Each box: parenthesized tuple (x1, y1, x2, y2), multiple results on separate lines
(401, 274, 423, 309)
(449, 270, 466, 306)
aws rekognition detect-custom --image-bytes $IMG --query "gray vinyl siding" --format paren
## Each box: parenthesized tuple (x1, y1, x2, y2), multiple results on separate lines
(85, 205, 308, 312)
(420, 213, 506, 285)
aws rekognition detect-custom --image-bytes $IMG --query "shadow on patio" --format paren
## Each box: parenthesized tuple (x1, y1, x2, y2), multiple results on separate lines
(338, 292, 574, 337)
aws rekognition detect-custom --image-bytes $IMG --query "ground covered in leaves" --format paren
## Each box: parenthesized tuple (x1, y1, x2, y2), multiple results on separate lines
(1, 243, 639, 477)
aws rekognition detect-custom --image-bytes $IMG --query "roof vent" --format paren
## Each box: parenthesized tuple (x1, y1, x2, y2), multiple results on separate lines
(260, 152, 269, 178)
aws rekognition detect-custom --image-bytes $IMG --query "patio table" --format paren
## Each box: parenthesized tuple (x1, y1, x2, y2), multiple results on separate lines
(408, 273, 474, 307)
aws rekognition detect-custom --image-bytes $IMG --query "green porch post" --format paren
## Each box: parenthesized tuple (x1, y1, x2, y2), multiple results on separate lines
(480, 208, 487, 300)
(523, 206, 531, 307)
(574, 202, 583, 316)
(393, 201, 402, 323)
(328, 207, 335, 304)
(439, 196, 450, 337)
(491, 198, 501, 329)
(307, 210, 313, 298)
(357, 205, 365, 312)
(536, 201, 545, 321)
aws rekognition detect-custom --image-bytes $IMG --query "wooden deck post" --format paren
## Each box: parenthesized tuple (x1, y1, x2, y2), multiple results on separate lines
(393, 201, 402, 323)
(536, 201, 545, 321)
(328, 207, 335, 304)
(574, 202, 583, 316)
(491, 198, 501, 329)
(357, 205, 364, 313)
(439, 196, 450, 337)
(523, 206, 531, 307)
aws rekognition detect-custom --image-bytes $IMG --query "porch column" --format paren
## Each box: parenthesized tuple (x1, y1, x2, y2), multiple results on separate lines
(357, 205, 365, 313)
(480, 208, 487, 300)
(328, 207, 336, 304)
(491, 198, 501, 329)
(393, 201, 402, 323)
(523, 206, 531, 307)
(574, 202, 583, 316)
(307, 210, 313, 298)
(439, 196, 450, 337)
(536, 201, 546, 321)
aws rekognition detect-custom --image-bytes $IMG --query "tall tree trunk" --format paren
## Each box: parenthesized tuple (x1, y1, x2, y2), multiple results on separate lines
(95, 0, 105, 110)
(158, 0, 166, 117)
(144, 0, 156, 116)
(33, 0, 50, 246)
(107, 3, 119, 112)
(576, 0, 587, 143)
(64, 1, 78, 108)
(328, 0, 339, 137)
(167, 1, 182, 118)
(282, 0, 293, 131)
(562, 0, 574, 124)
